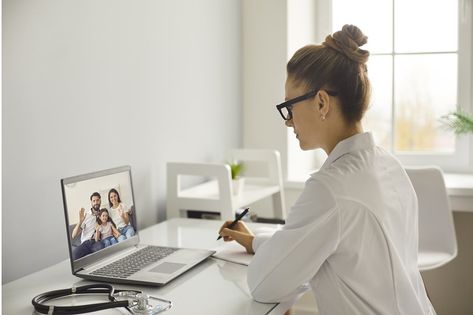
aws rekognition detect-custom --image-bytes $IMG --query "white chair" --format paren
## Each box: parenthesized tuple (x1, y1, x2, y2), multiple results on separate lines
(227, 149, 286, 219)
(166, 149, 286, 221)
(167, 162, 234, 220)
(406, 166, 458, 270)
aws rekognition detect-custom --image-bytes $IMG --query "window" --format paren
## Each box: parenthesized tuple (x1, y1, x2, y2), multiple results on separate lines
(287, 0, 472, 181)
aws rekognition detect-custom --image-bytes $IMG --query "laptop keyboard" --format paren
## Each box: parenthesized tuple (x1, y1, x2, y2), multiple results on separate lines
(91, 246, 178, 279)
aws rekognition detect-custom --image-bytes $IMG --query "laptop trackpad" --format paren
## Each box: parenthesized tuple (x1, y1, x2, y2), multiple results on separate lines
(150, 262, 186, 274)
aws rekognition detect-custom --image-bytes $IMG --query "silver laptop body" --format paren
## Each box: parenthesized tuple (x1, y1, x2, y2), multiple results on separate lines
(61, 165, 214, 286)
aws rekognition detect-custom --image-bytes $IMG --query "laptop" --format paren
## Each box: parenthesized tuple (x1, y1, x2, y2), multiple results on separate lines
(61, 165, 215, 286)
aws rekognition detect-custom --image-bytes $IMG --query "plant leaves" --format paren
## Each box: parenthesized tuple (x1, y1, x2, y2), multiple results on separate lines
(439, 111, 473, 135)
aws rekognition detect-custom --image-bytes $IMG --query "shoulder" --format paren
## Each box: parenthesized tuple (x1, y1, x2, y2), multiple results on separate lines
(312, 146, 395, 193)
(302, 175, 337, 206)
(285, 176, 338, 228)
(84, 211, 96, 221)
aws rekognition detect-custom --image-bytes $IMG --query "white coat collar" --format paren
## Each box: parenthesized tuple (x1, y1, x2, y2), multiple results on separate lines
(320, 132, 375, 170)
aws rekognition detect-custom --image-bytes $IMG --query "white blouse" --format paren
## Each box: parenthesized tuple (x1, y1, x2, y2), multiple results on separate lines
(248, 132, 436, 315)
(109, 203, 128, 229)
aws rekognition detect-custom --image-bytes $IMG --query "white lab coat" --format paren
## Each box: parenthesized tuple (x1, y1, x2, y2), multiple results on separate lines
(248, 132, 436, 315)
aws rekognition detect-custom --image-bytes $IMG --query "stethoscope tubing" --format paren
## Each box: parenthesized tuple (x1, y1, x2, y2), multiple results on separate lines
(32, 284, 136, 314)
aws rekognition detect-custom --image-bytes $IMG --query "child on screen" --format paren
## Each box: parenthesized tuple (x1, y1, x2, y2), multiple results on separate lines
(95, 208, 120, 248)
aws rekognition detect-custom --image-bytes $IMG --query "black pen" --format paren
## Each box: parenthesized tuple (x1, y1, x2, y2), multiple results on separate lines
(217, 208, 249, 240)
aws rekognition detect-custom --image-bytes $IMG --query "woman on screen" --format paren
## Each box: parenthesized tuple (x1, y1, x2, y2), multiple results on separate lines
(108, 188, 135, 241)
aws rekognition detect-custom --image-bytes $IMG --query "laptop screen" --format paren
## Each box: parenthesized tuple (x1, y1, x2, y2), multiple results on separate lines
(61, 166, 139, 270)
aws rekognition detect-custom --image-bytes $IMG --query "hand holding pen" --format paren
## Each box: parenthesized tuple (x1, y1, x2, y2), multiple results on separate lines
(217, 208, 249, 240)
(217, 208, 255, 254)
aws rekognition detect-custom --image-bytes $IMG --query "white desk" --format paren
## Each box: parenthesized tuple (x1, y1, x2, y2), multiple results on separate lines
(3, 218, 289, 315)
(444, 173, 473, 212)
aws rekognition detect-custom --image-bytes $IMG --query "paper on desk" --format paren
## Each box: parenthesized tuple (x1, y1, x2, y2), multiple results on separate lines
(212, 241, 253, 266)
(212, 226, 279, 266)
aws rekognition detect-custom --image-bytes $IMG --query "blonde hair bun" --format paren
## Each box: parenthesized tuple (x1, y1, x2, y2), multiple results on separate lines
(323, 24, 369, 64)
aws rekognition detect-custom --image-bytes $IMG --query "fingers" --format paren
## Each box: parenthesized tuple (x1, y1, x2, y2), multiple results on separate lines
(219, 227, 234, 239)
(220, 228, 254, 254)
(219, 220, 247, 232)
(218, 220, 235, 234)
(221, 228, 246, 242)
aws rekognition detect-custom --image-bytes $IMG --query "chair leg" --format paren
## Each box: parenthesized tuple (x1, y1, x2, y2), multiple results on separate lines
(421, 273, 432, 302)
(272, 192, 285, 219)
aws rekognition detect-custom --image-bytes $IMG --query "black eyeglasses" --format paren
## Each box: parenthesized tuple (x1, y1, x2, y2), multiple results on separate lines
(276, 89, 338, 120)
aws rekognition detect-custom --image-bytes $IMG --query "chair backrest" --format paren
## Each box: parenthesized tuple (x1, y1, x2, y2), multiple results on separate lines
(227, 148, 286, 218)
(227, 149, 281, 183)
(405, 166, 457, 263)
(166, 162, 235, 220)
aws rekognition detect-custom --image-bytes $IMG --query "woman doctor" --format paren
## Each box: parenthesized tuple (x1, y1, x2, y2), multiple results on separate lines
(218, 25, 436, 315)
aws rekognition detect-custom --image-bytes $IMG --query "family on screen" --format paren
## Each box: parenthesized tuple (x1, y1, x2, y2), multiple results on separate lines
(71, 189, 135, 260)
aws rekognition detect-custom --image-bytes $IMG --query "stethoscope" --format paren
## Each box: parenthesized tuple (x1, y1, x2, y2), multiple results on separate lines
(32, 283, 172, 314)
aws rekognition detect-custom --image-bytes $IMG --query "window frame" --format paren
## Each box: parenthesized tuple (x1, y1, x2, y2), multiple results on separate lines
(286, 0, 473, 181)
(391, 0, 472, 171)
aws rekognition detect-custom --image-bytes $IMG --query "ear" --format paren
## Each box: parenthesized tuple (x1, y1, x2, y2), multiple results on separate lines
(316, 90, 331, 117)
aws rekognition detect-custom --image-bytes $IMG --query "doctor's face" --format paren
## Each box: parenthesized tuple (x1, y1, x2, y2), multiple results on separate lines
(283, 78, 322, 150)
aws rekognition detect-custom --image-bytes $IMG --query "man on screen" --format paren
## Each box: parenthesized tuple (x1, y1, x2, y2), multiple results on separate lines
(71, 192, 105, 259)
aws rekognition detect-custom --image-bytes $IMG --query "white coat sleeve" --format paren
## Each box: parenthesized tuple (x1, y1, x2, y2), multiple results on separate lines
(247, 177, 340, 303)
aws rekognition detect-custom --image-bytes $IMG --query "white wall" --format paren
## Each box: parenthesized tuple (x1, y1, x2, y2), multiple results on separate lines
(2, 0, 242, 283)
(242, 0, 288, 175)
(241, 0, 318, 181)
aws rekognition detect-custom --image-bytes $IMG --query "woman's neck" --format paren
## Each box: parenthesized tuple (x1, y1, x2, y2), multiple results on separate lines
(324, 122, 363, 154)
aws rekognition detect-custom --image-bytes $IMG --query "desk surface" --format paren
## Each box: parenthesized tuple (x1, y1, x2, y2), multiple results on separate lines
(3, 218, 285, 315)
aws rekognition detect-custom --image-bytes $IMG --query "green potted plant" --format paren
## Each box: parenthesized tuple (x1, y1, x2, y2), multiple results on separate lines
(228, 161, 244, 196)
(440, 111, 473, 135)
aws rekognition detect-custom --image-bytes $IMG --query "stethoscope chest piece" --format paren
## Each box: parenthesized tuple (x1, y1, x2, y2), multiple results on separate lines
(115, 291, 171, 314)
